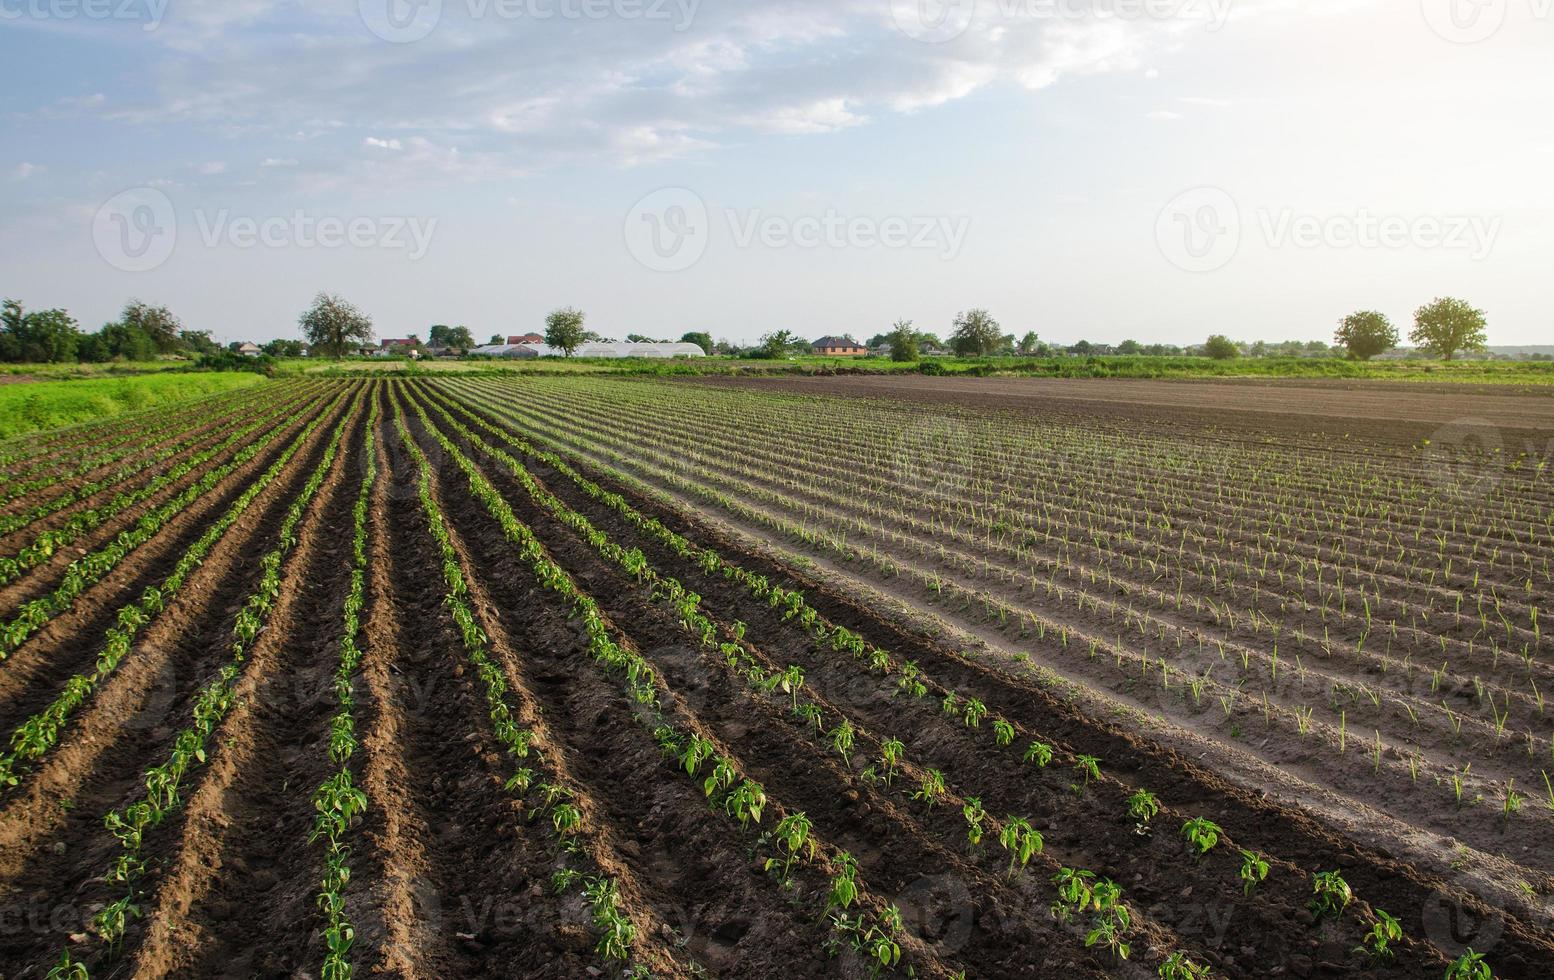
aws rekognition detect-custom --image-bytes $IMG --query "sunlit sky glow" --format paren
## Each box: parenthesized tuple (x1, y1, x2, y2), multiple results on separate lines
(2, 0, 1550, 346)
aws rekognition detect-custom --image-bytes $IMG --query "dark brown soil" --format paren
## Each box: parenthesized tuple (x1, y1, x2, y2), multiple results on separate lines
(2, 375, 1549, 980)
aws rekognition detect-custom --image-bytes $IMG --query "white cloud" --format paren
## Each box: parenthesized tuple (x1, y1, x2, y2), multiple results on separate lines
(11, 163, 44, 180)
(260, 157, 299, 167)
(1148, 110, 1183, 120)
(37, 0, 1275, 183)
(195, 161, 228, 175)
(745, 98, 867, 135)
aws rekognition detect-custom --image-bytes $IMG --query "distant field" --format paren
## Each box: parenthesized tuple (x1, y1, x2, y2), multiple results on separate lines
(274, 354, 1554, 384)
(0, 372, 264, 440)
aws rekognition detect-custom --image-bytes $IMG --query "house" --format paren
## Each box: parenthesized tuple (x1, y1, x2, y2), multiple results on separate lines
(507, 333, 545, 345)
(812, 336, 867, 356)
(376, 339, 423, 358)
(234, 342, 263, 358)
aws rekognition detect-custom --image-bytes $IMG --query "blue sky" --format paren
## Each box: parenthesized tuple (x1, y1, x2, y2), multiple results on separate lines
(2, 0, 1550, 346)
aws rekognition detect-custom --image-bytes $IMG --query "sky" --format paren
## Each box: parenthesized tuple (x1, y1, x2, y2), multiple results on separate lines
(1, 0, 1551, 347)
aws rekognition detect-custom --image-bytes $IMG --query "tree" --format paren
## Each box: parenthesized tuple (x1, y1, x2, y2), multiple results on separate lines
(949, 309, 1002, 357)
(0, 301, 82, 363)
(1411, 297, 1487, 361)
(1203, 335, 1239, 360)
(757, 329, 800, 359)
(1016, 331, 1041, 355)
(299, 292, 374, 358)
(680, 331, 714, 355)
(0, 299, 20, 361)
(80, 321, 156, 362)
(1334, 310, 1398, 361)
(488, 334, 504, 345)
(179, 329, 222, 356)
(263, 338, 308, 357)
(888, 319, 919, 362)
(545, 307, 587, 357)
(117, 300, 182, 353)
(1069, 340, 1095, 356)
(429, 324, 475, 349)
(1117, 339, 1143, 356)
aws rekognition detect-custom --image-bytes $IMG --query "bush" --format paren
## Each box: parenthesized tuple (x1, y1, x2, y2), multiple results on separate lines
(1203, 335, 1240, 360)
(196, 351, 277, 375)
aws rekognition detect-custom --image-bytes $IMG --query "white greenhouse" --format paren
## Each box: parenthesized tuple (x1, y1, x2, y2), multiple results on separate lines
(468, 342, 706, 359)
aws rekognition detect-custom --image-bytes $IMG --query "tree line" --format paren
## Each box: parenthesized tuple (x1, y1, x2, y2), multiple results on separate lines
(748, 296, 1491, 363)
(0, 292, 1496, 365)
(0, 299, 228, 364)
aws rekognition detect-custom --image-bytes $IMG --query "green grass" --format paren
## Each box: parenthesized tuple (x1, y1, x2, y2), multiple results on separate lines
(0, 361, 188, 379)
(0, 372, 266, 440)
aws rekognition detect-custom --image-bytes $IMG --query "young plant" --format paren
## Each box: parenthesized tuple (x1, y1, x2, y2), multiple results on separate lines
(1238, 849, 1270, 895)
(1308, 870, 1352, 920)
(827, 852, 861, 911)
(826, 721, 856, 768)
(1127, 789, 1160, 833)
(1355, 909, 1403, 963)
(764, 812, 816, 886)
(1444, 949, 1493, 980)
(913, 768, 946, 809)
(961, 796, 987, 849)
(879, 737, 905, 786)
(1181, 817, 1222, 857)
(999, 815, 1043, 874)
(1023, 741, 1054, 767)
(962, 697, 988, 728)
(1051, 867, 1097, 921)
(723, 779, 767, 829)
(1158, 951, 1211, 980)
(1071, 754, 1101, 794)
(993, 718, 1015, 747)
